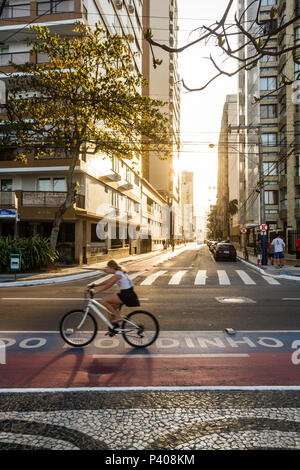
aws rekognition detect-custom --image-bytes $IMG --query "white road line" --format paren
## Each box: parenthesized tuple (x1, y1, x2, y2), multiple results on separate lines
(140, 270, 167, 286)
(168, 270, 188, 285)
(92, 354, 249, 359)
(282, 298, 300, 301)
(236, 270, 256, 285)
(217, 270, 231, 285)
(129, 271, 148, 281)
(194, 270, 207, 285)
(262, 275, 281, 285)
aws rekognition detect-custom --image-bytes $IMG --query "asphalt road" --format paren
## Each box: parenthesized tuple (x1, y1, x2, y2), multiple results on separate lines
(0, 243, 299, 331)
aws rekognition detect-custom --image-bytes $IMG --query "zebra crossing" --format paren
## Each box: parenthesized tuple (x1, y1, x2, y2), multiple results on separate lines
(123, 269, 282, 287)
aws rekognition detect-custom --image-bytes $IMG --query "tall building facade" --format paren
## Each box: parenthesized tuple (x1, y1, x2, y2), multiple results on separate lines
(181, 171, 194, 241)
(217, 94, 239, 239)
(0, 0, 170, 264)
(237, 0, 300, 254)
(142, 0, 182, 240)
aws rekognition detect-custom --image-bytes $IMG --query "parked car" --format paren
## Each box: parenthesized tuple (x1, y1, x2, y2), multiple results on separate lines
(214, 242, 237, 261)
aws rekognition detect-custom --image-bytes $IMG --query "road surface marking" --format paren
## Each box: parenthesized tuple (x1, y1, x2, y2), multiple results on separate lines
(236, 270, 256, 285)
(194, 270, 207, 285)
(92, 354, 249, 359)
(140, 270, 167, 286)
(128, 271, 148, 280)
(217, 270, 231, 285)
(168, 270, 188, 285)
(282, 298, 300, 301)
(216, 297, 256, 304)
(262, 275, 281, 285)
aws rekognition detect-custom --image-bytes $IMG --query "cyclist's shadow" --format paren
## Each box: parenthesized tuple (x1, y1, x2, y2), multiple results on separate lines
(86, 347, 153, 387)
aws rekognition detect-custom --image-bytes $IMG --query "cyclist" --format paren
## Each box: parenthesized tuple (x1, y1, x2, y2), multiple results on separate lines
(90, 260, 140, 331)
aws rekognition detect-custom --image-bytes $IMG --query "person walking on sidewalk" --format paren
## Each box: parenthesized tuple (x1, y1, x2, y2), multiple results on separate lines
(295, 236, 300, 267)
(271, 235, 285, 269)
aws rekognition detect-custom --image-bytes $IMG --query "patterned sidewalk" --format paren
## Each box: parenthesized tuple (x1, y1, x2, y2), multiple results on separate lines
(0, 390, 299, 450)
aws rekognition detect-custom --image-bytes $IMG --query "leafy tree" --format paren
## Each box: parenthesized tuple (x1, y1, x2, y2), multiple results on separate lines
(1, 22, 171, 249)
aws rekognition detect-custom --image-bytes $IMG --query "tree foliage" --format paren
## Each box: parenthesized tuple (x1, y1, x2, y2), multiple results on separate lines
(0, 22, 172, 249)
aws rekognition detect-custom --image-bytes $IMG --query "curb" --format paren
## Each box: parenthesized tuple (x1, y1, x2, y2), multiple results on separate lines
(237, 257, 300, 282)
(0, 244, 190, 288)
(0, 271, 102, 288)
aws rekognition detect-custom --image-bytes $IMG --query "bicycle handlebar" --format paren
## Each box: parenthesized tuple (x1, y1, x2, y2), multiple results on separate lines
(85, 286, 94, 299)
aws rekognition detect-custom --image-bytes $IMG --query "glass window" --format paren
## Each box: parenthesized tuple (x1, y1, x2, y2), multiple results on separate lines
(260, 76, 277, 90)
(296, 155, 300, 176)
(260, 104, 277, 118)
(53, 178, 66, 191)
(1, 179, 12, 191)
(263, 162, 277, 175)
(261, 0, 276, 5)
(295, 121, 300, 144)
(261, 133, 277, 146)
(264, 190, 278, 205)
(260, 48, 277, 63)
(38, 178, 52, 191)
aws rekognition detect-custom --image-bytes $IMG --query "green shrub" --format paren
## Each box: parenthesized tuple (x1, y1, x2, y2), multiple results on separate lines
(0, 235, 59, 273)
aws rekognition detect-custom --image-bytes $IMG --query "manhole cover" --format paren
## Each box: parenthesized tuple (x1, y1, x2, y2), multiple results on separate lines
(216, 297, 256, 304)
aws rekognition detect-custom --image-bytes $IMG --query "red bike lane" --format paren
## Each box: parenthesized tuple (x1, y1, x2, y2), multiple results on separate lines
(1, 331, 300, 389)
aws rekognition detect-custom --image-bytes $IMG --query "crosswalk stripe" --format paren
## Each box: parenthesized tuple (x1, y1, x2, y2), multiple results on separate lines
(129, 271, 148, 281)
(168, 270, 188, 285)
(140, 270, 167, 286)
(236, 270, 256, 285)
(262, 275, 281, 285)
(194, 270, 207, 285)
(217, 270, 231, 285)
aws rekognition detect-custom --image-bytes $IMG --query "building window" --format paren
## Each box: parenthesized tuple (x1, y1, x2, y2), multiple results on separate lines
(280, 125, 286, 146)
(37, 0, 74, 15)
(295, 121, 300, 144)
(38, 177, 66, 191)
(0, 179, 12, 191)
(260, 76, 277, 91)
(261, 133, 277, 146)
(260, 49, 277, 63)
(260, 104, 277, 118)
(296, 155, 300, 176)
(261, 0, 276, 5)
(263, 162, 278, 175)
(296, 0, 300, 16)
(0, 3, 30, 18)
(264, 190, 278, 205)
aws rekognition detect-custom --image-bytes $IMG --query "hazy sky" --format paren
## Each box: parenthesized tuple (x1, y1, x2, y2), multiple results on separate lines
(177, 0, 237, 216)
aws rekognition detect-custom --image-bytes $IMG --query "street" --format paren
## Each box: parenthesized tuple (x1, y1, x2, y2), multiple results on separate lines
(1, 244, 300, 450)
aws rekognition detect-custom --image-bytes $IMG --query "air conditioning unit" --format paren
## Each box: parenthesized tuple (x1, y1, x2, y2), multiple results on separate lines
(128, 1, 134, 13)
(114, 0, 122, 10)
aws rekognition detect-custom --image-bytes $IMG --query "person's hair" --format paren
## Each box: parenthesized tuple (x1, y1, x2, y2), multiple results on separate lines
(107, 260, 127, 273)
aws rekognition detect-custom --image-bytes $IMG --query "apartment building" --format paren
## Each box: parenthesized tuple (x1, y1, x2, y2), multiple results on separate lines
(237, 0, 300, 254)
(142, 0, 182, 241)
(217, 94, 239, 239)
(181, 170, 194, 241)
(0, 0, 169, 264)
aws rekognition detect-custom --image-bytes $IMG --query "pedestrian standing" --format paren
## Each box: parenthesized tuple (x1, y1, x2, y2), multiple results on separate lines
(271, 235, 286, 269)
(295, 235, 300, 267)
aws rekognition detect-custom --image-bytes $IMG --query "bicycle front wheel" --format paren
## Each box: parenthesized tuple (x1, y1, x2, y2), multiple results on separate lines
(60, 310, 97, 347)
(121, 310, 159, 348)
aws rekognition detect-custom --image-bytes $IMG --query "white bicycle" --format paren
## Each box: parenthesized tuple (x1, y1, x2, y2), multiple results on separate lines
(59, 287, 160, 348)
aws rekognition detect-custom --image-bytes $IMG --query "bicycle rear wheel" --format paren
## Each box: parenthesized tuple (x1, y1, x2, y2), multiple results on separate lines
(121, 310, 159, 348)
(60, 310, 97, 347)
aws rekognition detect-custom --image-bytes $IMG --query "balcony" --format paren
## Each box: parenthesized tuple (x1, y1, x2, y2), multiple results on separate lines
(0, 51, 30, 66)
(0, 191, 17, 208)
(21, 191, 85, 208)
(0, 1, 83, 43)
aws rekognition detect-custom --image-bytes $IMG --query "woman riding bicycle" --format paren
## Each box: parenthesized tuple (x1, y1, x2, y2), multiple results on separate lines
(90, 260, 140, 330)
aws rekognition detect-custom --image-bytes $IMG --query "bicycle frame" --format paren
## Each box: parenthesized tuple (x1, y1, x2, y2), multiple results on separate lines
(78, 298, 138, 332)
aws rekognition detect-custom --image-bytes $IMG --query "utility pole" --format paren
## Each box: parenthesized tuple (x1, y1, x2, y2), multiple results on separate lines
(228, 124, 268, 265)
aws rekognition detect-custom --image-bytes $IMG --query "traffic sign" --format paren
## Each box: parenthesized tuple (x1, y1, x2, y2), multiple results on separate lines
(240, 227, 247, 234)
(0, 209, 16, 218)
(259, 223, 268, 232)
